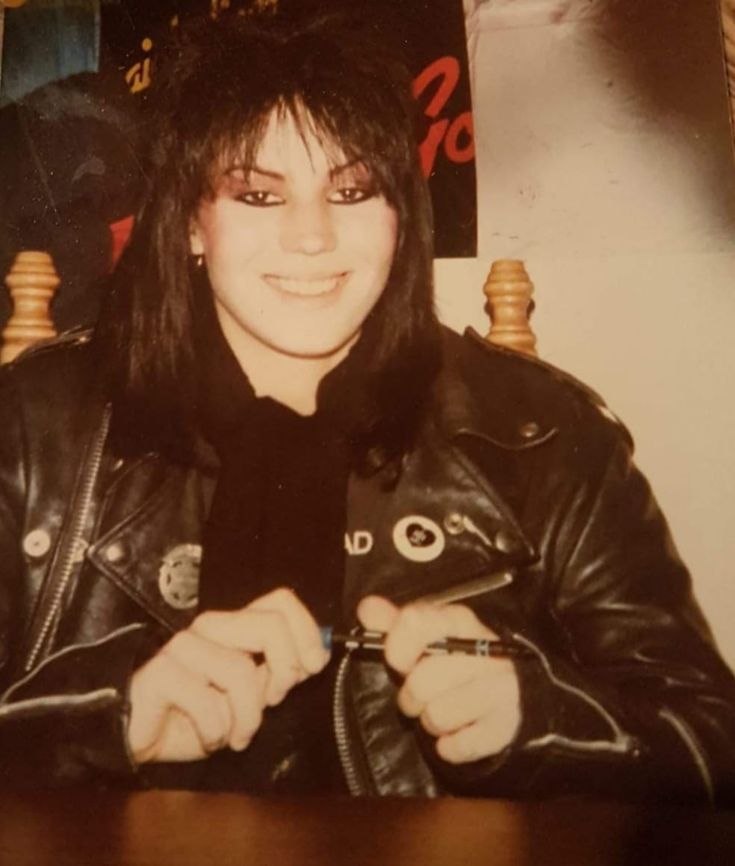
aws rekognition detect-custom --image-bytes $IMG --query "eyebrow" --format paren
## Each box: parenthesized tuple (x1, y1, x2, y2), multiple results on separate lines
(226, 159, 366, 182)
(329, 159, 366, 180)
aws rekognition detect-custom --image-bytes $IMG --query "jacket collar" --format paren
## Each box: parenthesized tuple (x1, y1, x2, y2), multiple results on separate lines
(434, 328, 559, 451)
(90, 328, 555, 631)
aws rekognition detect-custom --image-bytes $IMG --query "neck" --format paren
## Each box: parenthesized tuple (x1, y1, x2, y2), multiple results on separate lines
(218, 320, 353, 416)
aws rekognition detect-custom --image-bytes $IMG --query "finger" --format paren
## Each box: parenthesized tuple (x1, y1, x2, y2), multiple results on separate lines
(419, 667, 520, 738)
(193, 591, 329, 705)
(380, 603, 455, 676)
(248, 587, 329, 676)
(384, 603, 497, 676)
(129, 654, 231, 761)
(356, 595, 399, 633)
(397, 654, 496, 717)
(158, 690, 232, 761)
(164, 631, 264, 750)
(436, 714, 520, 764)
(147, 708, 210, 763)
(191, 607, 305, 706)
(158, 657, 232, 755)
(441, 604, 498, 641)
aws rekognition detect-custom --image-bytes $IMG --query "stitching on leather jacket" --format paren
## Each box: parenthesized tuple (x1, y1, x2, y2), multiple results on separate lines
(0, 688, 119, 720)
(453, 426, 558, 452)
(659, 706, 715, 803)
(516, 634, 638, 756)
(2, 623, 146, 704)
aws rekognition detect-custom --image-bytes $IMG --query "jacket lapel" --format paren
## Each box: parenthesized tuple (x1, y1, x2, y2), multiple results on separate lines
(86, 456, 215, 632)
(344, 425, 536, 622)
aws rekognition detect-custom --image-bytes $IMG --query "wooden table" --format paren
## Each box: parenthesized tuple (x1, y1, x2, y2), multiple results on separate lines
(2, 790, 735, 865)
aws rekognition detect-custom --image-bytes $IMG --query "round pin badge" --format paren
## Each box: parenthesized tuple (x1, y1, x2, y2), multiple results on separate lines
(158, 543, 201, 610)
(392, 515, 445, 563)
(22, 528, 52, 559)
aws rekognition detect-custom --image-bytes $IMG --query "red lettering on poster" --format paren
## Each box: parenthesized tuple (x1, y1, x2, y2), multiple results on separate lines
(444, 111, 474, 163)
(413, 56, 460, 118)
(412, 56, 475, 177)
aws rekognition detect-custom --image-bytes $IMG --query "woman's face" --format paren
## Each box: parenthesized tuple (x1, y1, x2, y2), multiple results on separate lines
(190, 111, 398, 367)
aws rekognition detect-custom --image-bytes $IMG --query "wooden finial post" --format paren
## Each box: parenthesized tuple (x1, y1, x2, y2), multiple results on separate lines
(483, 259, 537, 357)
(1, 251, 59, 364)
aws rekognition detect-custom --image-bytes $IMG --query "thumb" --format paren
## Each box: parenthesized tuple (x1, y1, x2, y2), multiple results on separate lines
(357, 595, 399, 633)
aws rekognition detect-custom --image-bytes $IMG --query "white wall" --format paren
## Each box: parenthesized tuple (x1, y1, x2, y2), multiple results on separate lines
(434, 10, 735, 667)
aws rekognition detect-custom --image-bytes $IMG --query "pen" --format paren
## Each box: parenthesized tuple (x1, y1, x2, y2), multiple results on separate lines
(320, 627, 535, 660)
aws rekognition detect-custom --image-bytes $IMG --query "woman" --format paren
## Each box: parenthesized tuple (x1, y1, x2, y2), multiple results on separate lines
(1, 8, 734, 800)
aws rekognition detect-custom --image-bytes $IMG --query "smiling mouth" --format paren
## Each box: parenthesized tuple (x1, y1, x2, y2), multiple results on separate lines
(263, 273, 347, 297)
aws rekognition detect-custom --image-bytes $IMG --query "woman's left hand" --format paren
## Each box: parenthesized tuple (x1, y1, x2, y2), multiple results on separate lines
(357, 596, 521, 764)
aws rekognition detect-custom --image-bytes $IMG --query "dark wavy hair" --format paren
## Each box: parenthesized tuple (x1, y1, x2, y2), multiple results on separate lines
(95, 7, 441, 472)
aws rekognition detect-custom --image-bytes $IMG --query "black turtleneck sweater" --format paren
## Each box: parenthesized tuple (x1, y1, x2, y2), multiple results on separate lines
(143, 294, 360, 795)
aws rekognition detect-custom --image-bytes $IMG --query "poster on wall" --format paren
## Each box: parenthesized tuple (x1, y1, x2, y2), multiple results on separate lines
(0, 0, 476, 336)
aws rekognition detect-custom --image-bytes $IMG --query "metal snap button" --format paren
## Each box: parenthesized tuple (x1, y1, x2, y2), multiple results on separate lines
(519, 421, 540, 439)
(494, 529, 518, 554)
(22, 528, 52, 559)
(104, 542, 126, 564)
(443, 513, 465, 536)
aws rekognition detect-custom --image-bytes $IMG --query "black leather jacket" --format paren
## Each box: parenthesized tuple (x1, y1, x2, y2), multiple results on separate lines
(1, 328, 734, 801)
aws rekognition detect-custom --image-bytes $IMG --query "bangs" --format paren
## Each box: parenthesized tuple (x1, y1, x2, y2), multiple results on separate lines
(166, 17, 415, 210)
(200, 98, 392, 200)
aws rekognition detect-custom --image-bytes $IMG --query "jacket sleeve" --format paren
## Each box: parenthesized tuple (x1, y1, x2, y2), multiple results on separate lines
(435, 420, 735, 804)
(0, 364, 148, 787)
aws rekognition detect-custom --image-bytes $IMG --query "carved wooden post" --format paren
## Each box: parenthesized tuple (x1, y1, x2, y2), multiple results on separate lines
(1, 251, 59, 364)
(483, 259, 537, 357)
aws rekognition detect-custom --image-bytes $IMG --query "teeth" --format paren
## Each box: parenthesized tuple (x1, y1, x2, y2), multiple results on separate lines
(267, 275, 342, 296)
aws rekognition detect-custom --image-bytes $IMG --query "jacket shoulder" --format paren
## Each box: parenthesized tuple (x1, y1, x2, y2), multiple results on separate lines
(439, 328, 631, 449)
(2, 328, 94, 382)
(0, 329, 103, 428)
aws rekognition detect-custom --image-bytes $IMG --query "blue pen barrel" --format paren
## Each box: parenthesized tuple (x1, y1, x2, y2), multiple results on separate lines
(319, 626, 334, 651)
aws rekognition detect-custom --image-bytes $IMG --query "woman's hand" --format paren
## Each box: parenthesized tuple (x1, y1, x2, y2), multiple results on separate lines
(128, 588, 329, 764)
(357, 595, 521, 764)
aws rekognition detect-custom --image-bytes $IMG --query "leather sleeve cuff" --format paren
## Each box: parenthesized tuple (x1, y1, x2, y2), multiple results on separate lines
(0, 623, 157, 786)
(424, 643, 643, 797)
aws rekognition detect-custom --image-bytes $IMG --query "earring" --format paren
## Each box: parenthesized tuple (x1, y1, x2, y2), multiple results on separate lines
(194, 254, 204, 269)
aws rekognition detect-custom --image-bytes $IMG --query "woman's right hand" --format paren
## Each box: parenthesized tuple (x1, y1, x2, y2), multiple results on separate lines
(127, 588, 329, 764)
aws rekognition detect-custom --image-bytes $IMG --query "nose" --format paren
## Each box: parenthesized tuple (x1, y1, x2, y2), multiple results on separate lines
(280, 199, 337, 255)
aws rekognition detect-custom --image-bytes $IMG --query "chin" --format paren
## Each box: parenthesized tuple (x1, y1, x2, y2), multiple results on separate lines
(270, 331, 359, 362)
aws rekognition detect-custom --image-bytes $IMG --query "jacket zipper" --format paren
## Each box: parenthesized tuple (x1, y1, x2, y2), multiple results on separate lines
(333, 653, 369, 796)
(333, 573, 516, 795)
(24, 405, 111, 672)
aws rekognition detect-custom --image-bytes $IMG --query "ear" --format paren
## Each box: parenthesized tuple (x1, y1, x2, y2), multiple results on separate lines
(189, 220, 205, 256)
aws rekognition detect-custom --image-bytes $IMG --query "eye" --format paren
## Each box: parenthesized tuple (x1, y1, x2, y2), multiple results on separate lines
(236, 190, 284, 207)
(328, 186, 374, 205)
